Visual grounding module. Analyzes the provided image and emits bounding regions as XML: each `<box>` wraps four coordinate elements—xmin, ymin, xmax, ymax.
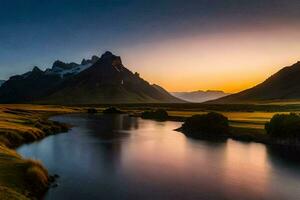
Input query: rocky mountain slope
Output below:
<box><xmin>209</xmin><ymin>61</ymin><xmax>300</xmax><ymax>103</ymax></box>
<box><xmin>0</xmin><ymin>52</ymin><xmax>182</xmax><ymax>104</ymax></box>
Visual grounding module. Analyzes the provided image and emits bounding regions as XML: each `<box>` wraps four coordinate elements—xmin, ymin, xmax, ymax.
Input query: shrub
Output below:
<box><xmin>102</xmin><ymin>107</ymin><xmax>123</xmax><ymax>114</ymax></box>
<box><xmin>87</xmin><ymin>108</ymin><xmax>97</xmax><ymax>114</ymax></box>
<box><xmin>181</xmin><ymin>112</ymin><xmax>229</xmax><ymax>137</ymax></box>
<box><xmin>141</xmin><ymin>109</ymin><xmax>168</xmax><ymax>121</ymax></box>
<box><xmin>25</xmin><ymin>160</ymin><xmax>49</xmax><ymax>192</ymax></box>
<box><xmin>265</xmin><ymin>113</ymin><xmax>300</xmax><ymax>139</ymax></box>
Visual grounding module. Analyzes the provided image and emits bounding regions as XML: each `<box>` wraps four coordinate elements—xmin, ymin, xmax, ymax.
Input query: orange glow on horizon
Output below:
<box><xmin>120</xmin><ymin>24</ymin><xmax>300</xmax><ymax>93</ymax></box>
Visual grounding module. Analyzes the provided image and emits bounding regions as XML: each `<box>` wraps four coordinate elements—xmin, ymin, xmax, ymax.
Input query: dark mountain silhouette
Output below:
<box><xmin>0</xmin><ymin>66</ymin><xmax>62</xmax><ymax>103</ymax></box>
<box><xmin>152</xmin><ymin>84</ymin><xmax>185</xmax><ymax>101</ymax></box>
<box><xmin>52</xmin><ymin>60</ymin><xmax>79</xmax><ymax>70</ymax></box>
<box><xmin>39</xmin><ymin>52</ymin><xmax>183</xmax><ymax>104</ymax></box>
<box><xmin>0</xmin><ymin>80</ymin><xmax>6</xmax><ymax>86</ymax></box>
<box><xmin>0</xmin><ymin>52</ymin><xmax>182</xmax><ymax>104</ymax></box>
<box><xmin>172</xmin><ymin>90</ymin><xmax>230</xmax><ymax>103</ymax></box>
<box><xmin>209</xmin><ymin>61</ymin><xmax>300</xmax><ymax>103</ymax></box>
<box><xmin>45</xmin><ymin>56</ymin><xmax>99</xmax><ymax>78</ymax></box>
<box><xmin>0</xmin><ymin>55</ymin><xmax>99</xmax><ymax>103</ymax></box>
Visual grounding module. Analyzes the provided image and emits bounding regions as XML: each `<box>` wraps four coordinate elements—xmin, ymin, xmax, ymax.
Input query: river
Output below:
<box><xmin>17</xmin><ymin>114</ymin><xmax>300</xmax><ymax>200</ymax></box>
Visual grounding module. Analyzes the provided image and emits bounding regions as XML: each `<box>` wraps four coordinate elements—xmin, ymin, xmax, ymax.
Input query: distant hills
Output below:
<box><xmin>209</xmin><ymin>61</ymin><xmax>300</xmax><ymax>104</ymax></box>
<box><xmin>0</xmin><ymin>51</ymin><xmax>183</xmax><ymax>104</ymax></box>
<box><xmin>172</xmin><ymin>90</ymin><xmax>230</xmax><ymax>103</ymax></box>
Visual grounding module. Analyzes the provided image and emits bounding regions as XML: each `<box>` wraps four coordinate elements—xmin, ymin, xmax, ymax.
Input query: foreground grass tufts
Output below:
<box><xmin>25</xmin><ymin>160</ymin><xmax>49</xmax><ymax>192</ymax></box>
<box><xmin>0</xmin><ymin>105</ymin><xmax>76</xmax><ymax>199</ymax></box>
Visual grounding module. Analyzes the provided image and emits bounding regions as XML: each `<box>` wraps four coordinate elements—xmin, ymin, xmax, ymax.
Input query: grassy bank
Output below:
<box><xmin>109</xmin><ymin>102</ymin><xmax>300</xmax><ymax>129</ymax></box>
<box><xmin>1</xmin><ymin>103</ymin><xmax>298</xmax><ymax>199</ymax></box>
<box><xmin>166</xmin><ymin>110</ymin><xmax>300</xmax><ymax>146</ymax></box>
<box><xmin>0</xmin><ymin>105</ymin><xmax>78</xmax><ymax>200</ymax></box>
<box><xmin>130</xmin><ymin>109</ymin><xmax>279</xmax><ymax>130</ymax></box>
<box><xmin>127</xmin><ymin>107</ymin><xmax>300</xmax><ymax>145</ymax></box>
<box><xmin>167</xmin><ymin>111</ymin><xmax>287</xmax><ymax>145</ymax></box>
<box><xmin>90</xmin><ymin>104</ymin><xmax>300</xmax><ymax>146</ymax></box>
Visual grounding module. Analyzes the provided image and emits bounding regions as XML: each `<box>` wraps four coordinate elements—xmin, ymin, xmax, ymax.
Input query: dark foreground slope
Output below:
<box><xmin>0</xmin><ymin>67</ymin><xmax>62</xmax><ymax>103</ymax></box>
<box><xmin>209</xmin><ymin>61</ymin><xmax>300</xmax><ymax>103</ymax></box>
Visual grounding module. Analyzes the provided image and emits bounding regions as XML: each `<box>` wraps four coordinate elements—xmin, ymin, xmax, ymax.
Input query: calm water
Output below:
<box><xmin>17</xmin><ymin>114</ymin><xmax>300</xmax><ymax>200</ymax></box>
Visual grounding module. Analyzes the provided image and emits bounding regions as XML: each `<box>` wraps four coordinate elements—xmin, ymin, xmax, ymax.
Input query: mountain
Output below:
<box><xmin>0</xmin><ymin>56</ymin><xmax>99</xmax><ymax>103</ymax></box>
<box><xmin>153</xmin><ymin>84</ymin><xmax>183</xmax><ymax>99</ymax></box>
<box><xmin>0</xmin><ymin>66</ymin><xmax>62</xmax><ymax>103</ymax></box>
<box><xmin>40</xmin><ymin>52</ymin><xmax>183</xmax><ymax>104</ymax></box>
<box><xmin>45</xmin><ymin>55</ymin><xmax>99</xmax><ymax>78</ymax></box>
<box><xmin>0</xmin><ymin>80</ymin><xmax>6</xmax><ymax>86</ymax></box>
<box><xmin>172</xmin><ymin>90</ymin><xmax>230</xmax><ymax>103</ymax></box>
<box><xmin>209</xmin><ymin>61</ymin><xmax>300</xmax><ymax>104</ymax></box>
<box><xmin>0</xmin><ymin>51</ymin><xmax>183</xmax><ymax>104</ymax></box>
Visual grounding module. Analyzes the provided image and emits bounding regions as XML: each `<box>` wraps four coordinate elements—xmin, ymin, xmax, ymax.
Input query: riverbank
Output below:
<box><xmin>131</xmin><ymin>110</ymin><xmax>300</xmax><ymax>147</ymax></box>
<box><xmin>2</xmin><ymin>104</ymin><xmax>298</xmax><ymax>199</ymax></box>
<box><xmin>173</xmin><ymin>114</ymin><xmax>300</xmax><ymax>147</ymax></box>
<box><xmin>0</xmin><ymin>105</ymin><xmax>79</xmax><ymax>200</ymax></box>
<box><xmin>14</xmin><ymin>112</ymin><xmax>300</xmax><ymax>200</ymax></box>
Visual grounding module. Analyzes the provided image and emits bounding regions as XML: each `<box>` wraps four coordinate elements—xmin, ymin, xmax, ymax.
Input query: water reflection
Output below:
<box><xmin>267</xmin><ymin>145</ymin><xmax>300</xmax><ymax>165</ymax></box>
<box><xmin>17</xmin><ymin>114</ymin><xmax>300</xmax><ymax>200</ymax></box>
<box><xmin>84</xmin><ymin>114</ymin><xmax>138</xmax><ymax>139</ymax></box>
<box><xmin>221</xmin><ymin>141</ymin><xmax>272</xmax><ymax>199</ymax></box>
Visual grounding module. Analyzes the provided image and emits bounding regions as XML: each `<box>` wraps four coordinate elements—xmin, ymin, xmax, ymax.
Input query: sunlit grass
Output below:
<box><xmin>0</xmin><ymin>186</ymin><xmax>29</xmax><ymax>200</ymax></box>
<box><xmin>0</xmin><ymin>103</ymin><xmax>296</xmax><ymax>199</ymax></box>
<box><xmin>168</xmin><ymin>110</ymin><xmax>290</xmax><ymax>131</ymax></box>
<box><xmin>0</xmin><ymin>104</ymin><xmax>78</xmax><ymax>199</ymax></box>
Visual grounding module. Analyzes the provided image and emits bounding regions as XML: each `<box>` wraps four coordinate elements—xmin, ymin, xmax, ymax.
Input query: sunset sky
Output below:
<box><xmin>1</xmin><ymin>0</ymin><xmax>300</xmax><ymax>93</ymax></box>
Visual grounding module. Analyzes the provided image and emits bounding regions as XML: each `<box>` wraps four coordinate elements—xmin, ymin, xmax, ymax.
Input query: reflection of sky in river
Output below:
<box><xmin>18</xmin><ymin>114</ymin><xmax>300</xmax><ymax>200</ymax></box>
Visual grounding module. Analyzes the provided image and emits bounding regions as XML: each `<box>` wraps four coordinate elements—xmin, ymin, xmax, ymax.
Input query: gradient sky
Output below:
<box><xmin>1</xmin><ymin>0</ymin><xmax>300</xmax><ymax>92</ymax></box>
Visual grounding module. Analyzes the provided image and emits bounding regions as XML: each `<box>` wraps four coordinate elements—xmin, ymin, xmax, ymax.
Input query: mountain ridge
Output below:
<box><xmin>0</xmin><ymin>51</ymin><xmax>183</xmax><ymax>104</ymax></box>
<box><xmin>208</xmin><ymin>61</ymin><xmax>300</xmax><ymax>104</ymax></box>
<box><xmin>172</xmin><ymin>90</ymin><xmax>230</xmax><ymax>103</ymax></box>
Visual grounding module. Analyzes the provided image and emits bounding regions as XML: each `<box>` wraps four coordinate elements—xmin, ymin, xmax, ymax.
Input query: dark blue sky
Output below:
<box><xmin>1</xmin><ymin>0</ymin><xmax>300</xmax><ymax>87</ymax></box>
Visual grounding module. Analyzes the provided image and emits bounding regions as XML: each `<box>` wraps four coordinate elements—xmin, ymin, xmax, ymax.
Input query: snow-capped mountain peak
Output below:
<box><xmin>45</xmin><ymin>63</ymin><xmax>93</xmax><ymax>78</ymax></box>
<box><xmin>44</xmin><ymin>55</ymin><xmax>99</xmax><ymax>78</ymax></box>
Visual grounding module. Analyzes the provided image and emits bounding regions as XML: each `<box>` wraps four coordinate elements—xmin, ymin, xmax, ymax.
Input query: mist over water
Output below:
<box><xmin>17</xmin><ymin>114</ymin><xmax>300</xmax><ymax>200</ymax></box>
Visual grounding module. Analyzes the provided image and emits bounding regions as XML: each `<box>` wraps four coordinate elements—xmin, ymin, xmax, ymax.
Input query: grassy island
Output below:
<box><xmin>175</xmin><ymin>110</ymin><xmax>300</xmax><ymax>146</ymax></box>
<box><xmin>102</xmin><ymin>107</ymin><xmax>124</xmax><ymax>114</ymax></box>
<box><xmin>179</xmin><ymin>112</ymin><xmax>229</xmax><ymax>140</ymax></box>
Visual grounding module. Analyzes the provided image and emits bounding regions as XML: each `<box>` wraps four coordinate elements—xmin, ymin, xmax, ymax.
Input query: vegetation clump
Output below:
<box><xmin>265</xmin><ymin>113</ymin><xmax>300</xmax><ymax>140</ymax></box>
<box><xmin>180</xmin><ymin>112</ymin><xmax>229</xmax><ymax>139</ymax></box>
<box><xmin>25</xmin><ymin>160</ymin><xmax>49</xmax><ymax>194</ymax></box>
<box><xmin>103</xmin><ymin>107</ymin><xmax>123</xmax><ymax>114</ymax></box>
<box><xmin>141</xmin><ymin>109</ymin><xmax>169</xmax><ymax>121</ymax></box>
<box><xmin>87</xmin><ymin>108</ymin><xmax>97</xmax><ymax>114</ymax></box>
